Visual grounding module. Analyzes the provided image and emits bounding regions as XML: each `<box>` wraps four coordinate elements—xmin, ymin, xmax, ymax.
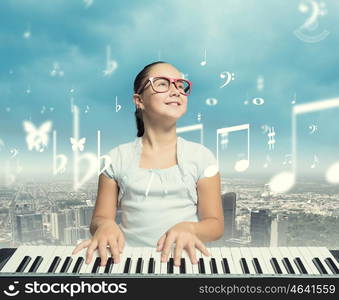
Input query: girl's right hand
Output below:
<box><xmin>72</xmin><ymin>220</ymin><xmax>125</xmax><ymax>266</ymax></box>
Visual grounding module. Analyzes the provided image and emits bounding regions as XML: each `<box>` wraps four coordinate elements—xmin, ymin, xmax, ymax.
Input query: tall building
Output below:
<box><xmin>64</xmin><ymin>226</ymin><xmax>89</xmax><ymax>245</ymax></box>
<box><xmin>16</xmin><ymin>213</ymin><xmax>43</xmax><ymax>243</ymax></box>
<box><xmin>74</xmin><ymin>206</ymin><xmax>93</xmax><ymax>227</ymax></box>
<box><xmin>222</xmin><ymin>192</ymin><xmax>236</xmax><ymax>240</ymax></box>
<box><xmin>50</xmin><ymin>210</ymin><xmax>73</xmax><ymax>242</ymax></box>
<box><xmin>250</xmin><ymin>209</ymin><xmax>271</xmax><ymax>246</ymax></box>
<box><xmin>270</xmin><ymin>214</ymin><xmax>288</xmax><ymax>246</ymax></box>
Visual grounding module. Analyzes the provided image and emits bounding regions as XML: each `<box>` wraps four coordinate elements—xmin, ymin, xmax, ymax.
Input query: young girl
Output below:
<box><xmin>73</xmin><ymin>61</ymin><xmax>224</xmax><ymax>268</ymax></box>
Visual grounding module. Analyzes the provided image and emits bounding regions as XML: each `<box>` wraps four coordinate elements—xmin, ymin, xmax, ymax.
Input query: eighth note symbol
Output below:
<box><xmin>310</xmin><ymin>154</ymin><xmax>319</xmax><ymax>169</ymax></box>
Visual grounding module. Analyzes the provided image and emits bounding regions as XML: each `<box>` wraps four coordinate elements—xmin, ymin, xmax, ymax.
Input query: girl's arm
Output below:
<box><xmin>193</xmin><ymin>172</ymin><xmax>224</xmax><ymax>241</ymax></box>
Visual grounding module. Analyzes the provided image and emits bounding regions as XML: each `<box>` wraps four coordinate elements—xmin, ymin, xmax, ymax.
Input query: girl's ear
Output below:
<box><xmin>133</xmin><ymin>93</ymin><xmax>144</xmax><ymax>108</ymax></box>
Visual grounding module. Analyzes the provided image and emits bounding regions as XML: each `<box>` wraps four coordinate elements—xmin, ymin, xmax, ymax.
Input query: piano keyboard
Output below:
<box><xmin>0</xmin><ymin>246</ymin><xmax>338</xmax><ymax>277</ymax></box>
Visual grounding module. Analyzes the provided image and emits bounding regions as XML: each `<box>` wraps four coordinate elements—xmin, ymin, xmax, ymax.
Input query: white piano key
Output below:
<box><xmin>229</xmin><ymin>248</ymin><xmax>244</xmax><ymax>274</ymax></box>
<box><xmin>171</xmin><ymin>248</ymin><xmax>180</xmax><ymax>275</ymax></box>
<box><xmin>67</xmin><ymin>247</ymin><xmax>87</xmax><ymax>274</ymax></box>
<box><xmin>259</xmin><ymin>247</ymin><xmax>277</xmax><ymax>274</ymax></box>
<box><xmin>297</xmin><ymin>247</ymin><xmax>321</xmax><ymax>275</ymax></box>
<box><xmin>130</xmin><ymin>247</ymin><xmax>142</xmax><ymax>274</ymax></box>
<box><xmin>268</xmin><ymin>247</ymin><xmax>288</xmax><ymax>275</ymax></box>
<box><xmin>37</xmin><ymin>246</ymin><xmax>60</xmax><ymax>273</ymax></box>
<box><xmin>47</xmin><ymin>246</ymin><xmax>68</xmax><ymax>273</ymax></box>
<box><xmin>239</xmin><ymin>247</ymin><xmax>256</xmax><ymax>274</ymax></box>
<box><xmin>23</xmin><ymin>246</ymin><xmax>47</xmax><ymax>273</ymax></box>
<box><xmin>181</xmin><ymin>249</ymin><xmax>193</xmax><ymax>274</ymax></box>
<box><xmin>279</xmin><ymin>247</ymin><xmax>301</xmax><ymax>275</ymax></box>
<box><xmin>151</xmin><ymin>248</ymin><xmax>161</xmax><ymax>274</ymax></box>
<box><xmin>55</xmin><ymin>246</ymin><xmax>76</xmax><ymax>273</ymax></box>
<box><xmin>191</xmin><ymin>248</ymin><xmax>200</xmax><ymax>274</ymax></box>
<box><xmin>210</xmin><ymin>247</ymin><xmax>223</xmax><ymax>274</ymax></box>
<box><xmin>141</xmin><ymin>247</ymin><xmax>152</xmax><ymax>274</ymax></box>
<box><xmin>160</xmin><ymin>249</ymin><xmax>168</xmax><ymax>274</ymax></box>
<box><xmin>80</xmin><ymin>250</ymin><xmax>98</xmax><ymax>273</ymax></box>
<box><xmin>288</xmin><ymin>247</ymin><xmax>314</xmax><ymax>275</ymax></box>
<box><xmin>220</xmin><ymin>247</ymin><xmax>238</xmax><ymax>274</ymax></box>
<box><xmin>201</xmin><ymin>249</ymin><xmax>211</xmax><ymax>275</ymax></box>
<box><xmin>98</xmin><ymin>248</ymin><xmax>112</xmax><ymax>274</ymax></box>
<box><xmin>249</xmin><ymin>247</ymin><xmax>271</xmax><ymax>274</ymax></box>
<box><xmin>318</xmin><ymin>247</ymin><xmax>339</xmax><ymax>273</ymax></box>
<box><xmin>308</xmin><ymin>247</ymin><xmax>332</xmax><ymax>275</ymax></box>
<box><xmin>1</xmin><ymin>245</ymin><xmax>31</xmax><ymax>273</ymax></box>
<box><xmin>115</xmin><ymin>246</ymin><xmax>132</xmax><ymax>274</ymax></box>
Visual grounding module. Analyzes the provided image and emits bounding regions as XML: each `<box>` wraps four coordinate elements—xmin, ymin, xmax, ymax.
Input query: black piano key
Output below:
<box><xmin>60</xmin><ymin>257</ymin><xmax>72</xmax><ymax>273</ymax></box>
<box><xmin>324</xmin><ymin>257</ymin><xmax>339</xmax><ymax>274</ymax></box>
<box><xmin>72</xmin><ymin>257</ymin><xmax>84</xmax><ymax>273</ymax></box>
<box><xmin>294</xmin><ymin>257</ymin><xmax>308</xmax><ymax>274</ymax></box>
<box><xmin>136</xmin><ymin>258</ymin><xmax>143</xmax><ymax>273</ymax></box>
<box><xmin>198</xmin><ymin>258</ymin><xmax>205</xmax><ymax>274</ymax></box>
<box><xmin>28</xmin><ymin>256</ymin><xmax>43</xmax><ymax>272</ymax></box>
<box><xmin>240</xmin><ymin>258</ymin><xmax>250</xmax><ymax>274</ymax></box>
<box><xmin>167</xmin><ymin>258</ymin><xmax>174</xmax><ymax>274</ymax></box>
<box><xmin>252</xmin><ymin>258</ymin><xmax>263</xmax><ymax>274</ymax></box>
<box><xmin>180</xmin><ymin>258</ymin><xmax>186</xmax><ymax>274</ymax></box>
<box><xmin>148</xmin><ymin>258</ymin><xmax>155</xmax><ymax>274</ymax></box>
<box><xmin>282</xmin><ymin>257</ymin><xmax>295</xmax><ymax>274</ymax></box>
<box><xmin>16</xmin><ymin>256</ymin><xmax>32</xmax><ymax>272</ymax></box>
<box><xmin>91</xmin><ymin>257</ymin><xmax>101</xmax><ymax>273</ymax></box>
<box><xmin>312</xmin><ymin>257</ymin><xmax>328</xmax><ymax>274</ymax></box>
<box><xmin>123</xmin><ymin>258</ymin><xmax>131</xmax><ymax>274</ymax></box>
<box><xmin>104</xmin><ymin>257</ymin><xmax>114</xmax><ymax>273</ymax></box>
<box><xmin>222</xmin><ymin>258</ymin><xmax>230</xmax><ymax>274</ymax></box>
<box><xmin>210</xmin><ymin>258</ymin><xmax>218</xmax><ymax>274</ymax></box>
<box><xmin>47</xmin><ymin>257</ymin><xmax>61</xmax><ymax>273</ymax></box>
<box><xmin>270</xmin><ymin>257</ymin><xmax>282</xmax><ymax>274</ymax></box>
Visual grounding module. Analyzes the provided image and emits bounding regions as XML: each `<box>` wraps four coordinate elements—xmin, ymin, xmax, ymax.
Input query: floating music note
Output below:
<box><xmin>23</xmin><ymin>120</ymin><xmax>52</xmax><ymax>152</ymax></box>
<box><xmin>115</xmin><ymin>96</ymin><xmax>121</xmax><ymax>112</ymax></box>
<box><xmin>252</xmin><ymin>97</ymin><xmax>265</xmax><ymax>106</ymax></box>
<box><xmin>5</xmin><ymin>107</ymin><xmax>11</xmax><ymax>112</ymax></box>
<box><xmin>292</xmin><ymin>93</ymin><xmax>297</xmax><ymax>105</ymax></box>
<box><xmin>197</xmin><ymin>112</ymin><xmax>202</xmax><ymax>122</ymax></box>
<box><xmin>72</xmin><ymin>105</ymin><xmax>97</xmax><ymax>190</ymax></box>
<box><xmin>10</xmin><ymin>149</ymin><xmax>19</xmax><ymax>159</ymax></box>
<box><xmin>216</xmin><ymin>124</ymin><xmax>250</xmax><ymax>172</ymax></box>
<box><xmin>103</xmin><ymin>45</ymin><xmax>118</xmax><ymax>76</ymax></box>
<box><xmin>219</xmin><ymin>71</ymin><xmax>235</xmax><ymax>88</ymax></box>
<box><xmin>205</xmin><ymin>98</ymin><xmax>218</xmax><ymax>106</ymax></box>
<box><xmin>50</xmin><ymin>62</ymin><xmax>64</xmax><ymax>77</ymax></box>
<box><xmin>282</xmin><ymin>154</ymin><xmax>292</xmax><ymax>166</ymax></box>
<box><xmin>177</xmin><ymin>124</ymin><xmax>204</xmax><ymax>145</ymax></box>
<box><xmin>40</xmin><ymin>106</ymin><xmax>46</xmax><ymax>114</ymax></box>
<box><xmin>97</xmin><ymin>130</ymin><xmax>112</xmax><ymax>176</ymax></box>
<box><xmin>26</xmin><ymin>86</ymin><xmax>31</xmax><ymax>94</ymax></box>
<box><xmin>263</xmin><ymin>155</ymin><xmax>271</xmax><ymax>168</ymax></box>
<box><xmin>310</xmin><ymin>154</ymin><xmax>319</xmax><ymax>169</ymax></box>
<box><xmin>220</xmin><ymin>132</ymin><xmax>228</xmax><ymax>150</ymax></box>
<box><xmin>53</xmin><ymin>131</ymin><xmax>68</xmax><ymax>175</ymax></box>
<box><xmin>268</xmin><ymin>97</ymin><xmax>339</xmax><ymax>193</ymax></box>
<box><xmin>84</xmin><ymin>105</ymin><xmax>90</xmax><ymax>114</ymax></box>
<box><xmin>293</xmin><ymin>0</ymin><xmax>329</xmax><ymax>43</ymax></box>
<box><xmin>308</xmin><ymin>124</ymin><xmax>318</xmax><ymax>134</ymax></box>
<box><xmin>257</xmin><ymin>75</ymin><xmax>264</xmax><ymax>91</ymax></box>
<box><xmin>200</xmin><ymin>48</ymin><xmax>207</xmax><ymax>66</ymax></box>
<box><xmin>23</xmin><ymin>24</ymin><xmax>31</xmax><ymax>39</ymax></box>
<box><xmin>267</xmin><ymin>126</ymin><xmax>276</xmax><ymax>150</ymax></box>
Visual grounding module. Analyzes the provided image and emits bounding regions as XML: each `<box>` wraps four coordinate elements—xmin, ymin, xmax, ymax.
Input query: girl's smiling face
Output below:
<box><xmin>135</xmin><ymin>63</ymin><xmax>188</xmax><ymax>122</ymax></box>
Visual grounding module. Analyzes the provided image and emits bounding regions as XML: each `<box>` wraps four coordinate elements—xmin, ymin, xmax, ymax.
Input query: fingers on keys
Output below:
<box><xmin>72</xmin><ymin>239</ymin><xmax>91</xmax><ymax>255</ymax></box>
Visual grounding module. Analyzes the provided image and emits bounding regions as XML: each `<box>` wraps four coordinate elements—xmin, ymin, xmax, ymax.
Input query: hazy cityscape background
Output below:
<box><xmin>0</xmin><ymin>175</ymin><xmax>338</xmax><ymax>250</ymax></box>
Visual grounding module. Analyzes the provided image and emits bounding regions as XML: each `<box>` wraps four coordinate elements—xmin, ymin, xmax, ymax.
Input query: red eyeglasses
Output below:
<box><xmin>137</xmin><ymin>76</ymin><xmax>192</xmax><ymax>96</ymax></box>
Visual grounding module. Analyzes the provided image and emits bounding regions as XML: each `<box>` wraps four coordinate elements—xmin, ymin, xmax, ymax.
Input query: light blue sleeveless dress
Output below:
<box><xmin>102</xmin><ymin>136</ymin><xmax>218</xmax><ymax>247</ymax></box>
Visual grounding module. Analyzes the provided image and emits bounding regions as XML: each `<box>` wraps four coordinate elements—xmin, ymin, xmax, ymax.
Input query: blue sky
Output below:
<box><xmin>0</xmin><ymin>0</ymin><xmax>339</xmax><ymax>183</ymax></box>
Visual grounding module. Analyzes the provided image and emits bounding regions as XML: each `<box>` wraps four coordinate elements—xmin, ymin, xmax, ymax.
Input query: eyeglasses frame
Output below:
<box><xmin>136</xmin><ymin>76</ymin><xmax>192</xmax><ymax>96</ymax></box>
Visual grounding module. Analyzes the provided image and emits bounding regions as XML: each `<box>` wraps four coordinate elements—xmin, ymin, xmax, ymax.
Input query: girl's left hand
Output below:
<box><xmin>156</xmin><ymin>222</ymin><xmax>210</xmax><ymax>266</ymax></box>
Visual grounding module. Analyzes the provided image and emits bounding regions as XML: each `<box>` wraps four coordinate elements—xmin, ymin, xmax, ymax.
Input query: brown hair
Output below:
<box><xmin>133</xmin><ymin>61</ymin><xmax>167</xmax><ymax>137</ymax></box>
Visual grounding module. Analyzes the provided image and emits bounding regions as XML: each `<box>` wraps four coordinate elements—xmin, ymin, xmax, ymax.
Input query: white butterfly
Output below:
<box><xmin>70</xmin><ymin>137</ymin><xmax>86</xmax><ymax>152</ymax></box>
<box><xmin>23</xmin><ymin>121</ymin><xmax>52</xmax><ymax>151</ymax></box>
